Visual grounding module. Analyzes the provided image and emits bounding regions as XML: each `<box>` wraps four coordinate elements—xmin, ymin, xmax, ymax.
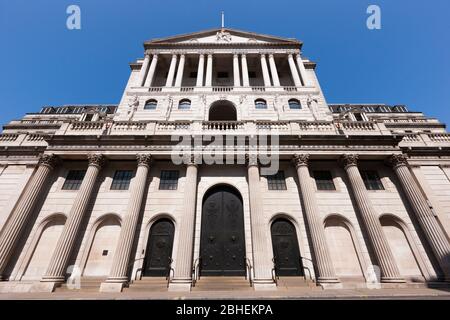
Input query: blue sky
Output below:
<box><xmin>0</xmin><ymin>0</ymin><xmax>449</xmax><ymax>126</ymax></box>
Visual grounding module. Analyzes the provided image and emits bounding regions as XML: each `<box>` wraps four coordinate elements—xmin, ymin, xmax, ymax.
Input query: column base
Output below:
<box><xmin>317</xmin><ymin>276</ymin><xmax>340</xmax><ymax>284</ymax></box>
<box><xmin>168</xmin><ymin>280</ymin><xmax>192</xmax><ymax>292</ymax></box>
<box><xmin>30</xmin><ymin>281</ymin><xmax>60</xmax><ymax>293</ymax></box>
<box><xmin>99</xmin><ymin>282</ymin><xmax>125</xmax><ymax>293</ymax></box>
<box><xmin>253</xmin><ymin>279</ymin><xmax>276</xmax><ymax>291</ymax></box>
<box><xmin>381</xmin><ymin>276</ymin><xmax>406</xmax><ymax>283</ymax></box>
<box><xmin>40</xmin><ymin>275</ymin><xmax>65</xmax><ymax>283</ymax></box>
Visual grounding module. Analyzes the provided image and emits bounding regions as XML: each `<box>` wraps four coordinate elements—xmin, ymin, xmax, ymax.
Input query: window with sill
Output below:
<box><xmin>313</xmin><ymin>171</ymin><xmax>336</xmax><ymax>190</ymax></box>
<box><xmin>360</xmin><ymin>170</ymin><xmax>384</xmax><ymax>190</ymax></box>
<box><xmin>288</xmin><ymin>99</ymin><xmax>301</xmax><ymax>110</ymax></box>
<box><xmin>266</xmin><ymin>171</ymin><xmax>287</xmax><ymax>190</ymax></box>
<box><xmin>144</xmin><ymin>99</ymin><xmax>158</xmax><ymax>110</ymax></box>
<box><xmin>159</xmin><ymin>170</ymin><xmax>179</xmax><ymax>190</ymax></box>
<box><xmin>62</xmin><ymin>170</ymin><xmax>86</xmax><ymax>190</ymax></box>
<box><xmin>111</xmin><ymin>170</ymin><xmax>134</xmax><ymax>190</ymax></box>
<box><xmin>255</xmin><ymin>99</ymin><xmax>267</xmax><ymax>109</ymax></box>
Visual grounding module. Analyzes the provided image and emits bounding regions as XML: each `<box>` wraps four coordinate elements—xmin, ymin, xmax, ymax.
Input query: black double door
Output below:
<box><xmin>143</xmin><ymin>219</ymin><xmax>174</xmax><ymax>277</ymax></box>
<box><xmin>200</xmin><ymin>186</ymin><xmax>246</xmax><ymax>276</ymax></box>
<box><xmin>271</xmin><ymin>219</ymin><xmax>303</xmax><ymax>276</ymax></box>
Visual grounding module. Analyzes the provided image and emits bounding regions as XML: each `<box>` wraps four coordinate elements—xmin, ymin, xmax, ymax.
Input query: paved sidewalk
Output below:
<box><xmin>1</xmin><ymin>287</ymin><xmax>449</xmax><ymax>300</ymax></box>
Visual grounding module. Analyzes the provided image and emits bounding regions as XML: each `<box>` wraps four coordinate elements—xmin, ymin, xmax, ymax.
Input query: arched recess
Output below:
<box><xmin>208</xmin><ymin>100</ymin><xmax>237</xmax><ymax>121</ymax></box>
<box><xmin>380</xmin><ymin>214</ymin><xmax>427</xmax><ymax>281</ymax></box>
<box><xmin>22</xmin><ymin>214</ymin><xmax>66</xmax><ymax>280</ymax></box>
<box><xmin>82</xmin><ymin>214</ymin><xmax>122</xmax><ymax>277</ymax></box>
<box><xmin>324</xmin><ymin>214</ymin><xmax>366</xmax><ymax>280</ymax></box>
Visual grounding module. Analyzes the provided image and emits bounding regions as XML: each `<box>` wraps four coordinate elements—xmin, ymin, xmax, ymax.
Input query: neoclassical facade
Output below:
<box><xmin>0</xmin><ymin>28</ymin><xmax>449</xmax><ymax>293</ymax></box>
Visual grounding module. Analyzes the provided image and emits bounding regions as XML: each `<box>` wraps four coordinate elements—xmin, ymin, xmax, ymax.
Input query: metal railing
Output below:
<box><xmin>191</xmin><ymin>257</ymin><xmax>202</xmax><ymax>287</ymax></box>
<box><xmin>300</xmin><ymin>256</ymin><xmax>315</xmax><ymax>284</ymax></box>
<box><xmin>245</xmin><ymin>257</ymin><xmax>253</xmax><ymax>287</ymax></box>
<box><xmin>132</xmin><ymin>257</ymin><xmax>146</xmax><ymax>281</ymax></box>
<box><xmin>271</xmin><ymin>258</ymin><xmax>279</xmax><ymax>286</ymax></box>
<box><xmin>166</xmin><ymin>257</ymin><xmax>175</xmax><ymax>288</ymax></box>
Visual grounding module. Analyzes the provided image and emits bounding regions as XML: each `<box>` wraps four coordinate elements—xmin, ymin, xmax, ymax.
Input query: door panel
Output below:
<box><xmin>271</xmin><ymin>219</ymin><xmax>303</xmax><ymax>276</ymax></box>
<box><xmin>200</xmin><ymin>186</ymin><xmax>245</xmax><ymax>276</ymax></box>
<box><xmin>143</xmin><ymin>219</ymin><xmax>174</xmax><ymax>277</ymax></box>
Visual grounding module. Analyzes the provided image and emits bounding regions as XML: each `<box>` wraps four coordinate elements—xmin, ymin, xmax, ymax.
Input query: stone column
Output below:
<box><xmin>169</xmin><ymin>156</ymin><xmax>199</xmax><ymax>291</ymax></box>
<box><xmin>293</xmin><ymin>154</ymin><xmax>339</xmax><ymax>284</ymax></box>
<box><xmin>138</xmin><ymin>54</ymin><xmax>151</xmax><ymax>87</ymax></box>
<box><xmin>340</xmin><ymin>154</ymin><xmax>404</xmax><ymax>282</ymax></box>
<box><xmin>268</xmin><ymin>54</ymin><xmax>280</xmax><ymax>87</ymax></box>
<box><xmin>288</xmin><ymin>54</ymin><xmax>302</xmax><ymax>87</ymax></box>
<box><xmin>233</xmin><ymin>54</ymin><xmax>241</xmax><ymax>87</ymax></box>
<box><xmin>389</xmin><ymin>154</ymin><xmax>450</xmax><ymax>280</ymax></box>
<box><xmin>247</xmin><ymin>155</ymin><xmax>276</xmax><ymax>290</ymax></box>
<box><xmin>40</xmin><ymin>154</ymin><xmax>105</xmax><ymax>288</ymax></box>
<box><xmin>295</xmin><ymin>54</ymin><xmax>311</xmax><ymax>87</ymax></box>
<box><xmin>196</xmin><ymin>54</ymin><xmax>205</xmax><ymax>87</ymax></box>
<box><xmin>143</xmin><ymin>54</ymin><xmax>158</xmax><ymax>87</ymax></box>
<box><xmin>260</xmin><ymin>54</ymin><xmax>271</xmax><ymax>87</ymax></box>
<box><xmin>174</xmin><ymin>54</ymin><xmax>185</xmax><ymax>87</ymax></box>
<box><xmin>165</xmin><ymin>54</ymin><xmax>178</xmax><ymax>87</ymax></box>
<box><xmin>205</xmin><ymin>54</ymin><xmax>213</xmax><ymax>87</ymax></box>
<box><xmin>241</xmin><ymin>54</ymin><xmax>250</xmax><ymax>87</ymax></box>
<box><xmin>100</xmin><ymin>154</ymin><xmax>152</xmax><ymax>292</ymax></box>
<box><xmin>0</xmin><ymin>154</ymin><xmax>59</xmax><ymax>279</ymax></box>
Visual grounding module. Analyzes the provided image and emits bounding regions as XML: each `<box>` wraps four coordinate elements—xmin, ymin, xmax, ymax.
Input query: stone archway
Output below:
<box><xmin>208</xmin><ymin>100</ymin><xmax>237</xmax><ymax>121</ymax></box>
<box><xmin>271</xmin><ymin>218</ymin><xmax>303</xmax><ymax>276</ymax></box>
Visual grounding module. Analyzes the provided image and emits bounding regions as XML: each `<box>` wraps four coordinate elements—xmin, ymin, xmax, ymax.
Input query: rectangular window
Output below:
<box><xmin>313</xmin><ymin>171</ymin><xmax>336</xmax><ymax>191</ymax></box>
<box><xmin>111</xmin><ymin>170</ymin><xmax>134</xmax><ymax>190</ymax></box>
<box><xmin>266</xmin><ymin>171</ymin><xmax>287</xmax><ymax>190</ymax></box>
<box><xmin>62</xmin><ymin>170</ymin><xmax>86</xmax><ymax>190</ymax></box>
<box><xmin>361</xmin><ymin>170</ymin><xmax>384</xmax><ymax>190</ymax></box>
<box><xmin>159</xmin><ymin>170</ymin><xmax>179</xmax><ymax>190</ymax></box>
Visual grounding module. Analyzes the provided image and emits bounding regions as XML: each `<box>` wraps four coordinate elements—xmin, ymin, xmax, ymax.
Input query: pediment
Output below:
<box><xmin>145</xmin><ymin>28</ymin><xmax>300</xmax><ymax>45</ymax></box>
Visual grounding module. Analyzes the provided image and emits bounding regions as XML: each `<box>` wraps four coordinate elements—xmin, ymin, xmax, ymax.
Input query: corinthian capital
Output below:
<box><xmin>340</xmin><ymin>154</ymin><xmax>359</xmax><ymax>169</ymax></box>
<box><xmin>387</xmin><ymin>154</ymin><xmax>409</xmax><ymax>169</ymax></box>
<box><xmin>292</xmin><ymin>154</ymin><xmax>309</xmax><ymax>168</ymax></box>
<box><xmin>137</xmin><ymin>154</ymin><xmax>152</xmax><ymax>167</ymax></box>
<box><xmin>246</xmin><ymin>153</ymin><xmax>259</xmax><ymax>167</ymax></box>
<box><xmin>38</xmin><ymin>154</ymin><xmax>59</xmax><ymax>169</ymax></box>
<box><xmin>87</xmin><ymin>154</ymin><xmax>106</xmax><ymax>168</ymax></box>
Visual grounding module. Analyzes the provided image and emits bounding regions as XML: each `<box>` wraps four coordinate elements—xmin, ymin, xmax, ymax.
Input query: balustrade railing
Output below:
<box><xmin>428</xmin><ymin>133</ymin><xmax>450</xmax><ymax>142</ymax></box>
<box><xmin>202</xmin><ymin>121</ymin><xmax>244</xmax><ymax>131</ymax></box>
<box><xmin>0</xmin><ymin>133</ymin><xmax>19</xmax><ymax>142</ymax></box>
<box><xmin>70</xmin><ymin>121</ymin><xmax>105</xmax><ymax>131</ymax></box>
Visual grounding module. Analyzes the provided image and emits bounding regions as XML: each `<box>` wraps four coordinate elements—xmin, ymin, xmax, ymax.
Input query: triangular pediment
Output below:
<box><xmin>145</xmin><ymin>28</ymin><xmax>300</xmax><ymax>45</ymax></box>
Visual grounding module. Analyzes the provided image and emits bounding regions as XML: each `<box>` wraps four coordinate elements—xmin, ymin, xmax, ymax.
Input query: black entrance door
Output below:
<box><xmin>143</xmin><ymin>219</ymin><xmax>174</xmax><ymax>277</ymax></box>
<box><xmin>271</xmin><ymin>219</ymin><xmax>303</xmax><ymax>276</ymax></box>
<box><xmin>200</xmin><ymin>185</ymin><xmax>246</xmax><ymax>276</ymax></box>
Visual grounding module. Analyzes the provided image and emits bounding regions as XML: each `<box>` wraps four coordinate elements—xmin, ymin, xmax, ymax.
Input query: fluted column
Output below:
<box><xmin>295</xmin><ymin>54</ymin><xmax>311</xmax><ymax>87</ymax></box>
<box><xmin>340</xmin><ymin>154</ymin><xmax>404</xmax><ymax>282</ymax></box>
<box><xmin>138</xmin><ymin>54</ymin><xmax>151</xmax><ymax>87</ymax></box>
<box><xmin>389</xmin><ymin>154</ymin><xmax>450</xmax><ymax>280</ymax></box>
<box><xmin>165</xmin><ymin>54</ymin><xmax>178</xmax><ymax>87</ymax></box>
<box><xmin>247</xmin><ymin>155</ymin><xmax>275</xmax><ymax>289</ymax></box>
<box><xmin>288</xmin><ymin>54</ymin><xmax>302</xmax><ymax>87</ymax></box>
<box><xmin>241</xmin><ymin>54</ymin><xmax>250</xmax><ymax>87</ymax></box>
<box><xmin>260</xmin><ymin>54</ymin><xmax>271</xmax><ymax>87</ymax></box>
<box><xmin>268</xmin><ymin>54</ymin><xmax>280</xmax><ymax>87</ymax></box>
<box><xmin>174</xmin><ymin>54</ymin><xmax>185</xmax><ymax>87</ymax></box>
<box><xmin>0</xmin><ymin>154</ymin><xmax>59</xmax><ymax>278</ymax></box>
<box><xmin>233</xmin><ymin>54</ymin><xmax>241</xmax><ymax>87</ymax></box>
<box><xmin>205</xmin><ymin>54</ymin><xmax>213</xmax><ymax>87</ymax></box>
<box><xmin>196</xmin><ymin>54</ymin><xmax>205</xmax><ymax>87</ymax></box>
<box><xmin>170</xmin><ymin>156</ymin><xmax>199</xmax><ymax>291</ymax></box>
<box><xmin>41</xmin><ymin>154</ymin><xmax>105</xmax><ymax>283</ymax></box>
<box><xmin>143</xmin><ymin>54</ymin><xmax>158</xmax><ymax>87</ymax></box>
<box><xmin>104</xmin><ymin>154</ymin><xmax>152</xmax><ymax>289</ymax></box>
<box><xmin>293</xmin><ymin>154</ymin><xmax>339</xmax><ymax>283</ymax></box>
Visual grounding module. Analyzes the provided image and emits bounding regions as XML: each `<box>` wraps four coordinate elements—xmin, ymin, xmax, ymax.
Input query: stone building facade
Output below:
<box><xmin>0</xmin><ymin>28</ymin><xmax>449</xmax><ymax>293</ymax></box>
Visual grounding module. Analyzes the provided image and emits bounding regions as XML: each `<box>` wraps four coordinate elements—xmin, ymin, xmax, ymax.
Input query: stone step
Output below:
<box><xmin>275</xmin><ymin>276</ymin><xmax>319</xmax><ymax>289</ymax></box>
<box><xmin>54</xmin><ymin>277</ymin><xmax>105</xmax><ymax>292</ymax></box>
<box><xmin>192</xmin><ymin>276</ymin><xmax>252</xmax><ymax>291</ymax></box>
<box><xmin>125</xmin><ymin>277</ymin><xmax>169</xmax><ymax>292</ymax></box>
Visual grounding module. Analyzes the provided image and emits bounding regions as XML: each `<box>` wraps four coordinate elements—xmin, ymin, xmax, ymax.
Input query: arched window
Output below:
<box><xmin>288</xmin><ymin>99</ymin><xmax>301</xmax><ymax>110</ymax></box>
<box><xmin>255</xmin><ymin>99</ymin><xmax>267</xmax><ymax>109</ymax></box>
<box><xmin>178</xmin><ymin>99</ymin><xmax>191</xmax><ymax>110</ymax></box>
<box><xmin>144</xmin><ymin>99</ymin><xmax>158</xmax><ymax>110</ymax></box>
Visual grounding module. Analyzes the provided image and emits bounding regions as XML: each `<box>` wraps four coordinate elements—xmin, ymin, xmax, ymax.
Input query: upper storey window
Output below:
<box><xmin>255</xmin><ymin>99</ymin><xmax>267</xmax><ymax>109</ymax></box>
<box><xmin>144</xmin><ymin>99</ymin><xmax>157</xmax><ymax>110</ymax></box>
<box><xmin>288</xmin><ymin>99</ymin><xmax>301</xmax><ymax>110</ymax></box>
<box><xmin>178</xmin><ymin>99</ymin><xmax>191</xmax><ymax>110</ymax></box>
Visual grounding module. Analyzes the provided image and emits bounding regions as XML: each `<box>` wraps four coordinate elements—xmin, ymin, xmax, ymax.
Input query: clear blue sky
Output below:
<box><xmin>0</xmin><ymin>0</ymin><xmax>449</xmax><ymax>126</ymax></box>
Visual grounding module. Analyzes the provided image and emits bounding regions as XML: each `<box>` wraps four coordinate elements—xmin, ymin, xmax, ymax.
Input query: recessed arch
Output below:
<box><xmin>144</xmin><ymin>99</ymin><xmax>158</xmax><ymax>110</ymax></box>
<box><xmin>208</xmin><ymin>100</ymin><xmax>237</xmax><ymax>121</ymax></box>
